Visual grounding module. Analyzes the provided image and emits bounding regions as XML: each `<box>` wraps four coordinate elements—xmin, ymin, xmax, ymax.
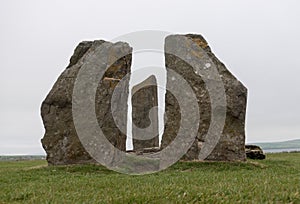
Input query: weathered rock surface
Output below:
<box><xmin>162</xmin><ymin>34</ymin><xmax>247</xmax><ymax>161</ymax></box>
<box><xmin>245</xmin><ymin>145</ymin><xmax>266</xmax><ymax>160</ymax></box>
<box><xmin>41</xmin><ymin>40</ymin><xmax>132</xmax><ymax>165</ymax></box>
<box><xmin>132</xmin><ymin>75</ymin><xmax>159</xmax><ymax>151</ymax></box>
<box><xmin>41</xmin><ymin>34</ymin><xmax>248</xmax><ymax>165</ymax></box>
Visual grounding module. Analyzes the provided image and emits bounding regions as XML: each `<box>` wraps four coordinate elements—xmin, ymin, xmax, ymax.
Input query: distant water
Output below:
<box><xmin>263</xmin><ymin>148</ymin><xmax>300</xmax><ymax>153</ymax></box>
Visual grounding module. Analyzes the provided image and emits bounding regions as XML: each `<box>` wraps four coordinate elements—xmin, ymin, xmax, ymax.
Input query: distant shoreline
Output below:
<box><xmin>263</xmin><ymin>148</ymin><xmax>300</xmax><ymax>153</ymax></box>
<box><xmin>0</xmin><ymin>155</ymin><xmax>45</xmax><ymax>161</ymax></box>
<box><xmin>248</xmin><ymin>139</ymin><xmax>300</xmax><ymax>152</ymax></box>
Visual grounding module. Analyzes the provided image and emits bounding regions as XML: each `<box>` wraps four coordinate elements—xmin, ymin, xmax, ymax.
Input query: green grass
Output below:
<box><xmin>0</xmin><ymin>153</ymin><xmax>299</xmax><ymax>203</ymax></box>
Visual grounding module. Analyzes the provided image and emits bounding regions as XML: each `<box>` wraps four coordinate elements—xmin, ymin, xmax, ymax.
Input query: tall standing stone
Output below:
<box><xmin>161</xmin><ymin>34</ymin><xmax>247</xmax><ymax>161</ymax></box>
<box><xmin>132</xmin><ymin>75</ymin><xmax>159</xmax><ymax>151</ymax></box>
<box><xmin>41</xmin><ymin>40</ymin><xmax>132</xmax><ymax>165</ymax></box>
<box><xmin>41</xmin><ymin>34</ymin><xmax>248</xmax><ymax>166</ymax></box>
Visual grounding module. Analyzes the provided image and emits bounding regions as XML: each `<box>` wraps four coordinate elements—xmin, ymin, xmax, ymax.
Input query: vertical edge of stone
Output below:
<box><xmin>41</xmin><ymin>40</ymin><xmax>132</xmax><ymax>165</ymax></box>
<box><xmin>97</xmin><ymin>42</ymin><xmax>132</xmax><ymax>153</ymax></box>
<box><xmin>132</xmin><ymin>75</ymin><xmax>159</xmax><ymax>151</ymax></box>
<box><xmin>162</xmin><ymin>34</ymin><xmax>247</xmax><ymax>161</ymax></box>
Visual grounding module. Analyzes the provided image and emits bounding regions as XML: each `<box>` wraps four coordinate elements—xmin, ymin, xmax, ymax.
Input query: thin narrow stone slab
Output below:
<box><xmin>132</xmin><ymin>75</ymin><xmax>159</xmax><ymax>151</ymax></box>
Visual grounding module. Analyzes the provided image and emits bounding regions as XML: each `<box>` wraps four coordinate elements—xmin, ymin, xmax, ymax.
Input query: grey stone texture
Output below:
<box><xmin>161</xmin><ymin>34</ymin><xmax>247</xmax><ymax>161</ymax></box>
<box><xmin>41</xmin><ymin>34</ymin><xmax>248</xmax><ymax>165</ymax></box>
<box><xmin>245</xmin><ymin>145</ymin><xmax>266</xmax><ymax>160</ymax></box>
<box><xmin>41</xmin><ymin>40</ymin><xmax>132</xmax><ymax>165</ymax></box>
<box><xmin>132</xmin><ymin>75</ymin><xmax>159</xmax><ymax>151</ymax></box>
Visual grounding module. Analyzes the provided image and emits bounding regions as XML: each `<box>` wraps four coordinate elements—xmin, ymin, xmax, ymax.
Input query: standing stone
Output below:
<box><xmin>41</xmin><ymin>40</ymin><xmax>132</xmax><ymax>165</ymax></box>
<box><xmin>132</xmin><ymin>75</ymin><xmax>159</xmax><ymax>151</ymax></box>
<box><xmin>161</xmin><ymin>34</ymin><xmax>247</xmax><ymax>161</ymax></box>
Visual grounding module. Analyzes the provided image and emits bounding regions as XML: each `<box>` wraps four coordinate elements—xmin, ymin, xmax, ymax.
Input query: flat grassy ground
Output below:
<box><xmin>0</xmin><ymin>153</ymin><xmax>299</xmax><ymax>203</ymax></box>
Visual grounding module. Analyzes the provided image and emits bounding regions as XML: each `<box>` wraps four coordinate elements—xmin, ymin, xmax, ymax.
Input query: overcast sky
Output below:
<box><xmin>0</xmin><ymin>0</ymin><xmax>299</xmax><ymax>155</ymax></box>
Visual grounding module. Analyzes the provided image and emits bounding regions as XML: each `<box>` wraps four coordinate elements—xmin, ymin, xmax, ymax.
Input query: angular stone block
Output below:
<box><xmin>41</xmin><ymin>40</ymin><xmax>132</xmax><ymax>165</ymax></box>
<box><xmin>162</xmin><ymin>34</ymin><xmax>247</xmax><ymax>161</ymax></box>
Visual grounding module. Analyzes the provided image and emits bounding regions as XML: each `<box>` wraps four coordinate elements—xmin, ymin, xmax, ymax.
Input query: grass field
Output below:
<box><xmin>0</xmin><ymin>153</ymin><xmax>299</xmax><ymax>203</ymax></box>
